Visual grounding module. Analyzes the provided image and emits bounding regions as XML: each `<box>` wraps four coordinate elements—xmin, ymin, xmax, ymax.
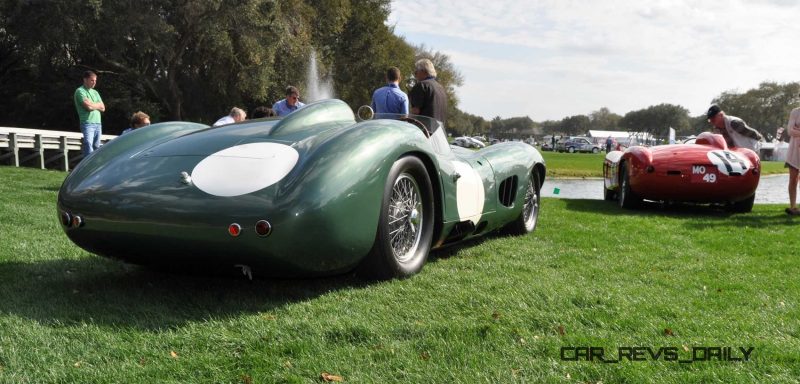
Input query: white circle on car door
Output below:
<box><xmin>452</xmin><ymin>161</ymin><xmax>485</xmax><ymax>223</ymax></box>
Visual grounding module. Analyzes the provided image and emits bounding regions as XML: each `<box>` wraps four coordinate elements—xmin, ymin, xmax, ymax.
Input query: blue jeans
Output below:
<box><xmin>80</xmin><ymin>122</ymin><xmax>102</xmax><ymax>156</ymax></box>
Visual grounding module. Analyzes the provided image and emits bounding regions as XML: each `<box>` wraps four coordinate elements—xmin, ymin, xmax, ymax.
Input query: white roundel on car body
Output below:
<box><xmin>191</xmin><ymin>142</ymin><xmax>299</xmax><ymax>197</ymax></box>
<box><xmin>452</xmin><ymin>161</ymin><xmax>485</xmax><ymax>223</ymax></box>
<box><xmin>707</xmin><ymin>150</ymin><xmax>750</xmax><ymax>176</ymax></box>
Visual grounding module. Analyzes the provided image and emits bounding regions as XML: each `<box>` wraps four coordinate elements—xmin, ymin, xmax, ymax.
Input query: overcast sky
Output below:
<box><xmin>388</xmin><ymin>0</ymin><xmax>800</xmax><ymax>121</ymax></box>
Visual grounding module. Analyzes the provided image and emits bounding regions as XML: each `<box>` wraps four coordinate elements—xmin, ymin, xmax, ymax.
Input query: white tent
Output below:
<box><xmin>588</xmin><ymin>130</ymin><xmax>630</xmax><ymax>139</ymax></box>
<box><xmin>588</xmin><ymin>130</ymin><xmax>657</xmax><ymax>146</ymax></box>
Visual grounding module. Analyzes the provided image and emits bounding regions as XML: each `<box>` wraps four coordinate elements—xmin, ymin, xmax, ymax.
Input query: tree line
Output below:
<box><xmin>458</xmin><ymin>82</ymin><xmax>800</xmax><ymax>141</ymax></box>
<box><xmin>0</xmin><ymin>0</ymin><xmax>464</xmax><ymax>134</ymax></box>
<box><xmin>1</xmin><ymin>1</ymin><xmax>798</xmax><ymax>140</ymax></box>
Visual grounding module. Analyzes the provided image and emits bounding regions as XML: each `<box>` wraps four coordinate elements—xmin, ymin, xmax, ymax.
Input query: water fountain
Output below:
<box><xmin>305</xmin><ymin>50</ymin><xmax>334</xmax><ymax>102</ymax></box>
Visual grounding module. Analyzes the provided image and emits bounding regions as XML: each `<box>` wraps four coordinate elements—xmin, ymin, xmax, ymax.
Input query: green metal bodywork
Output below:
<box><xmin>58</xmin><ymin>100</ymin><xmax>545</xmax><ymax>276</ymax></box>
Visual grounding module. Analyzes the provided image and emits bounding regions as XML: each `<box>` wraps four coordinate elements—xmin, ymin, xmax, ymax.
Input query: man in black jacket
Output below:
<box><xmin>409</xmin><ymin>58</ymin><xmax>448</xmax><ymax>127</ymax></box>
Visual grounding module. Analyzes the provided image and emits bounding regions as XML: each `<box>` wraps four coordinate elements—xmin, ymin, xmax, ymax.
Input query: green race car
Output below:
<box><xmin>58</xmin><ymin>99</ymin><xmax>545</xmax><ymax>279</ymax></box>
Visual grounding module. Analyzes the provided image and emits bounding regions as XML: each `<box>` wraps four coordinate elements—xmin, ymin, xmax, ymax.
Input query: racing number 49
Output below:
<box><xmin>692</xmin><ymin>165</ymin><xmax>716</xmax><ymax>183</ymax></box>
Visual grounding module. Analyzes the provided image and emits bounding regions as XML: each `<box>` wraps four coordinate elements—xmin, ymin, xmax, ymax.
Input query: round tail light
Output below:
<box><xmin>255</xmin><ymin>220</ymin><xmax>272</xmax><ymax>237</ymax></box>
<box><xmin>60</xmin><ymin>212</ymin><xmax>72</xmax><ymax>227</ymax></box>
<box><xmin>228</xmin><ymin>223</ymin><xmax>242</xmax><ymax>237</ymax></box>
<box><xmin>70</xmin><ymin>215</ymin><xmax>83</xmax><ymax>228</ymax></box>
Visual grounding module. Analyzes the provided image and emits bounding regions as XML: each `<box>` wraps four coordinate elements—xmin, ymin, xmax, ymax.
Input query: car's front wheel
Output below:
<box><xmin>359</xmin><ymin>156</ymin><xmax>434</xmax><ymax>279</ymax></box>
<box><xmin>592</xmin><ymin>147</ymin><xmax>600</xmax><ymax>154</ymax></box>
<box><xmin>504</xmin><ymin>171</ymin><xmax>541</xmax><ymax>235</ymax></box>
<box><xmin>618</xmin><ymin>162</ymin><xmax>641</xmax><ymax>209</ymax></box>
<box><xmin>727</xmin><ymin>194</ymin><xmax>755</xmax><ymax>213</ymax></box>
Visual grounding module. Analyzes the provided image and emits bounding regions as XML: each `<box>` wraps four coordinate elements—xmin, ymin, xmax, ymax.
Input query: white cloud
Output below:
<box><xmin>390</xmin><ymin>0</ymin><xmax>800</xmax><ymax>120</ymax></box>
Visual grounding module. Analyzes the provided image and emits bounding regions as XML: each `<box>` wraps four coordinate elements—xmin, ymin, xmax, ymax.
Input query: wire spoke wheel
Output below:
<box><xmin>388</xmin><ymin>174</ymin><xmax>423</xmax><ymax>263</ymax></box>
<box><xmin>521</xmin><ymin>175</ymin><xmax>539</xmax><ymax>230</ymax></box>
<box><xmin>503</xmin><ymin>171</ymin><xmax>541</xmax><ymax>235</ymax></box>
<box><xmin>360</xmin><ymin>156</ymin><xmax>433</xmax><ymax>280</ymax></box>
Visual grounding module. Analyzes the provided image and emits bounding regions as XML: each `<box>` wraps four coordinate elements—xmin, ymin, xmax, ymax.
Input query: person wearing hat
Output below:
<box><xmin>783</xmin><ymin>105</ymin><xmax>800</xmax><ymax>215</ymax></box>
<box><xmin>706</xmin><ymin>104</ymin><xmax>764</xmax><ymax>151</ymax></box>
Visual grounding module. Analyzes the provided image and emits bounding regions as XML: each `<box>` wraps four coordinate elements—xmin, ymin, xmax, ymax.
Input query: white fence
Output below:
<box><xmin>0</xmin><ymin>127</ymin><xmax>116</xmax><ymax>172</ymax></box>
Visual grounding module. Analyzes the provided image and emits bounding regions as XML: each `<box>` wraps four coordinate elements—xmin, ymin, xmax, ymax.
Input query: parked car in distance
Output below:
<box><xmin>452</xmin><ymin>136</ymin><xmax>486</xmax><ymax>148</ymax></box>
<box><xmin>472</xmin><ymin>136</ymin><xmax>488</xmax><ymax>143</ymax></box>
<box><xmin>470</xmin><ymin>137</ymin><xmax>487</xmax><ymax>148</ymax></box>
<box><xmin>541</xmin><ymin>142</ymin><xmax>554</xmax><ymax>151</ymax></box>
<box><xmin>557</xmin><ymin>137</ymin><xmax>601</xmax><ymax>153</ymax></box>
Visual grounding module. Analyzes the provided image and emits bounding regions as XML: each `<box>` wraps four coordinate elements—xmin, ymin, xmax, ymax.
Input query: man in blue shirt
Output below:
<box><xmin>371</xmin><ymin>67</ymin><xmax>408</xmax><ymax>114</ymax></box>
<box><xmin>273</xmin><ymin>86</ymin><xmax>305</xmax><ymax>116</ymax></box>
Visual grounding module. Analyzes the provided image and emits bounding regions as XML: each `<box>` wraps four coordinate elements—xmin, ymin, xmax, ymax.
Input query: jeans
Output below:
<box><xmin>80</xmin><ymin>122</ymin><xmax>102</xmax><ymax>156</ymax></box>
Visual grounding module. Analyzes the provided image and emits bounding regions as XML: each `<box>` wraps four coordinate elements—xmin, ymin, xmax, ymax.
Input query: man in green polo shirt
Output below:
<box><xmin>74</xmin><ymin>70</ymin><xmax>106</xmax><ymax>156</ymax></box>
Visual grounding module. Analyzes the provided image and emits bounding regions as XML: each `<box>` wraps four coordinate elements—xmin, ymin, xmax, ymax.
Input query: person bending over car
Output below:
<box><xmin>706</xmin><ymin>104</ymin><xmax>763</xmax><ymax>151</ymax></box>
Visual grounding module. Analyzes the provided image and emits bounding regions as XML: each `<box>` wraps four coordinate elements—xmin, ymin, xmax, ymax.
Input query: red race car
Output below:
<box><xmin>603</xmin><ymin>132</ymin><xmax>760</xmax><ymax>212</ymax></box>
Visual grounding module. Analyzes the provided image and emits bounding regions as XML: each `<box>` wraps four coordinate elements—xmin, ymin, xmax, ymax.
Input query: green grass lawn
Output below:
<box><xmin>542</xmin><ymin>151</ymin><xmax>788</xmax><ymax>178</ymax></box>
<box><xmin>1</xmin><ymin>166</ymin><xmax>799</xmax><ymax>383</ymax></box>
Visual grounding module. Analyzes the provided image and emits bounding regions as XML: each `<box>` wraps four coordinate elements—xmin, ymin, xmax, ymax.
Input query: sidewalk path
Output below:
<box><xmin>542</xmin><ymin>174</ymin><xmax>789</xmax><ymax>204</ymax></box>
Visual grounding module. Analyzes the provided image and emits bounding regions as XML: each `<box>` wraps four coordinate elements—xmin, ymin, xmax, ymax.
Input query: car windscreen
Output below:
<box><xmin>373</xmin><ymin>113</ymin><xmax>443</xmax><ymax>136</ymax></box>
<box><xmin>372</xmin><ymin>113</ymin><xmax>450</xmax><ymax>156</ymax></box>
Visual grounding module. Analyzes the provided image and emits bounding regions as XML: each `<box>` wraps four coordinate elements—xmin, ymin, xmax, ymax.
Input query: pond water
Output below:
<box><xmin>542</xmin><ymin>174</ymin><xmax>790</xmax><ymax>204</ymax></box>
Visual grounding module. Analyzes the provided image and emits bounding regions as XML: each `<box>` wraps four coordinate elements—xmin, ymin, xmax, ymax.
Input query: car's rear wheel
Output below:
<box><xmin>568</xmin><ymin>147</ymin><xmax>575</xmax><ymax>153</ymax></box>
<box><xmin>618</xmin><ymin>162</ymin><xmax>641</xmax><ymax>209</ymax></box>
<box><xmin>504</xmin><ymin>171</ymin><xmax>541</xmax><ymax>235</ymax></box>
<box><xmin>359</xmin><ymin>156</ymin><xmax>434</xmax><ymax>279</ymax></box>
<box><xmin>727</xmin><ymin>194</ymin><xmax>755</xmax><ymax>213</ymax></box>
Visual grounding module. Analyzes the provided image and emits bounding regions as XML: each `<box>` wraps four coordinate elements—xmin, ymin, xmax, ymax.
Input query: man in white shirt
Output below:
<box><xmin>213</xmin><ymin>107</ymin><xmax>246</xmax><ymax>126</ymax></box>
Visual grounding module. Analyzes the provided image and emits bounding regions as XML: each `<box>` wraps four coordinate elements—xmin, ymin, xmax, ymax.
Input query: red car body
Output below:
<box><xmin>603</xmin><ymin>132</ymin><xmax>760</xmax><ymax>212</ymax></box>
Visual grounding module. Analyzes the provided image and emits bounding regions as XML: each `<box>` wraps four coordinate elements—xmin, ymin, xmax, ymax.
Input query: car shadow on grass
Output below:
<box><xmin>0</xmin><ymin>256</ymin><xmax>367</xmax><ymax>330</ymax></box>
<box><xmin>429</xmin><ymin>235</ymin><xmax>490</xmax><ymax>260</ymax></box>
<box><xmin>561</xmin><ymin>198</ymin><xmax>798</xmax><ymax>228</ymax></box>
